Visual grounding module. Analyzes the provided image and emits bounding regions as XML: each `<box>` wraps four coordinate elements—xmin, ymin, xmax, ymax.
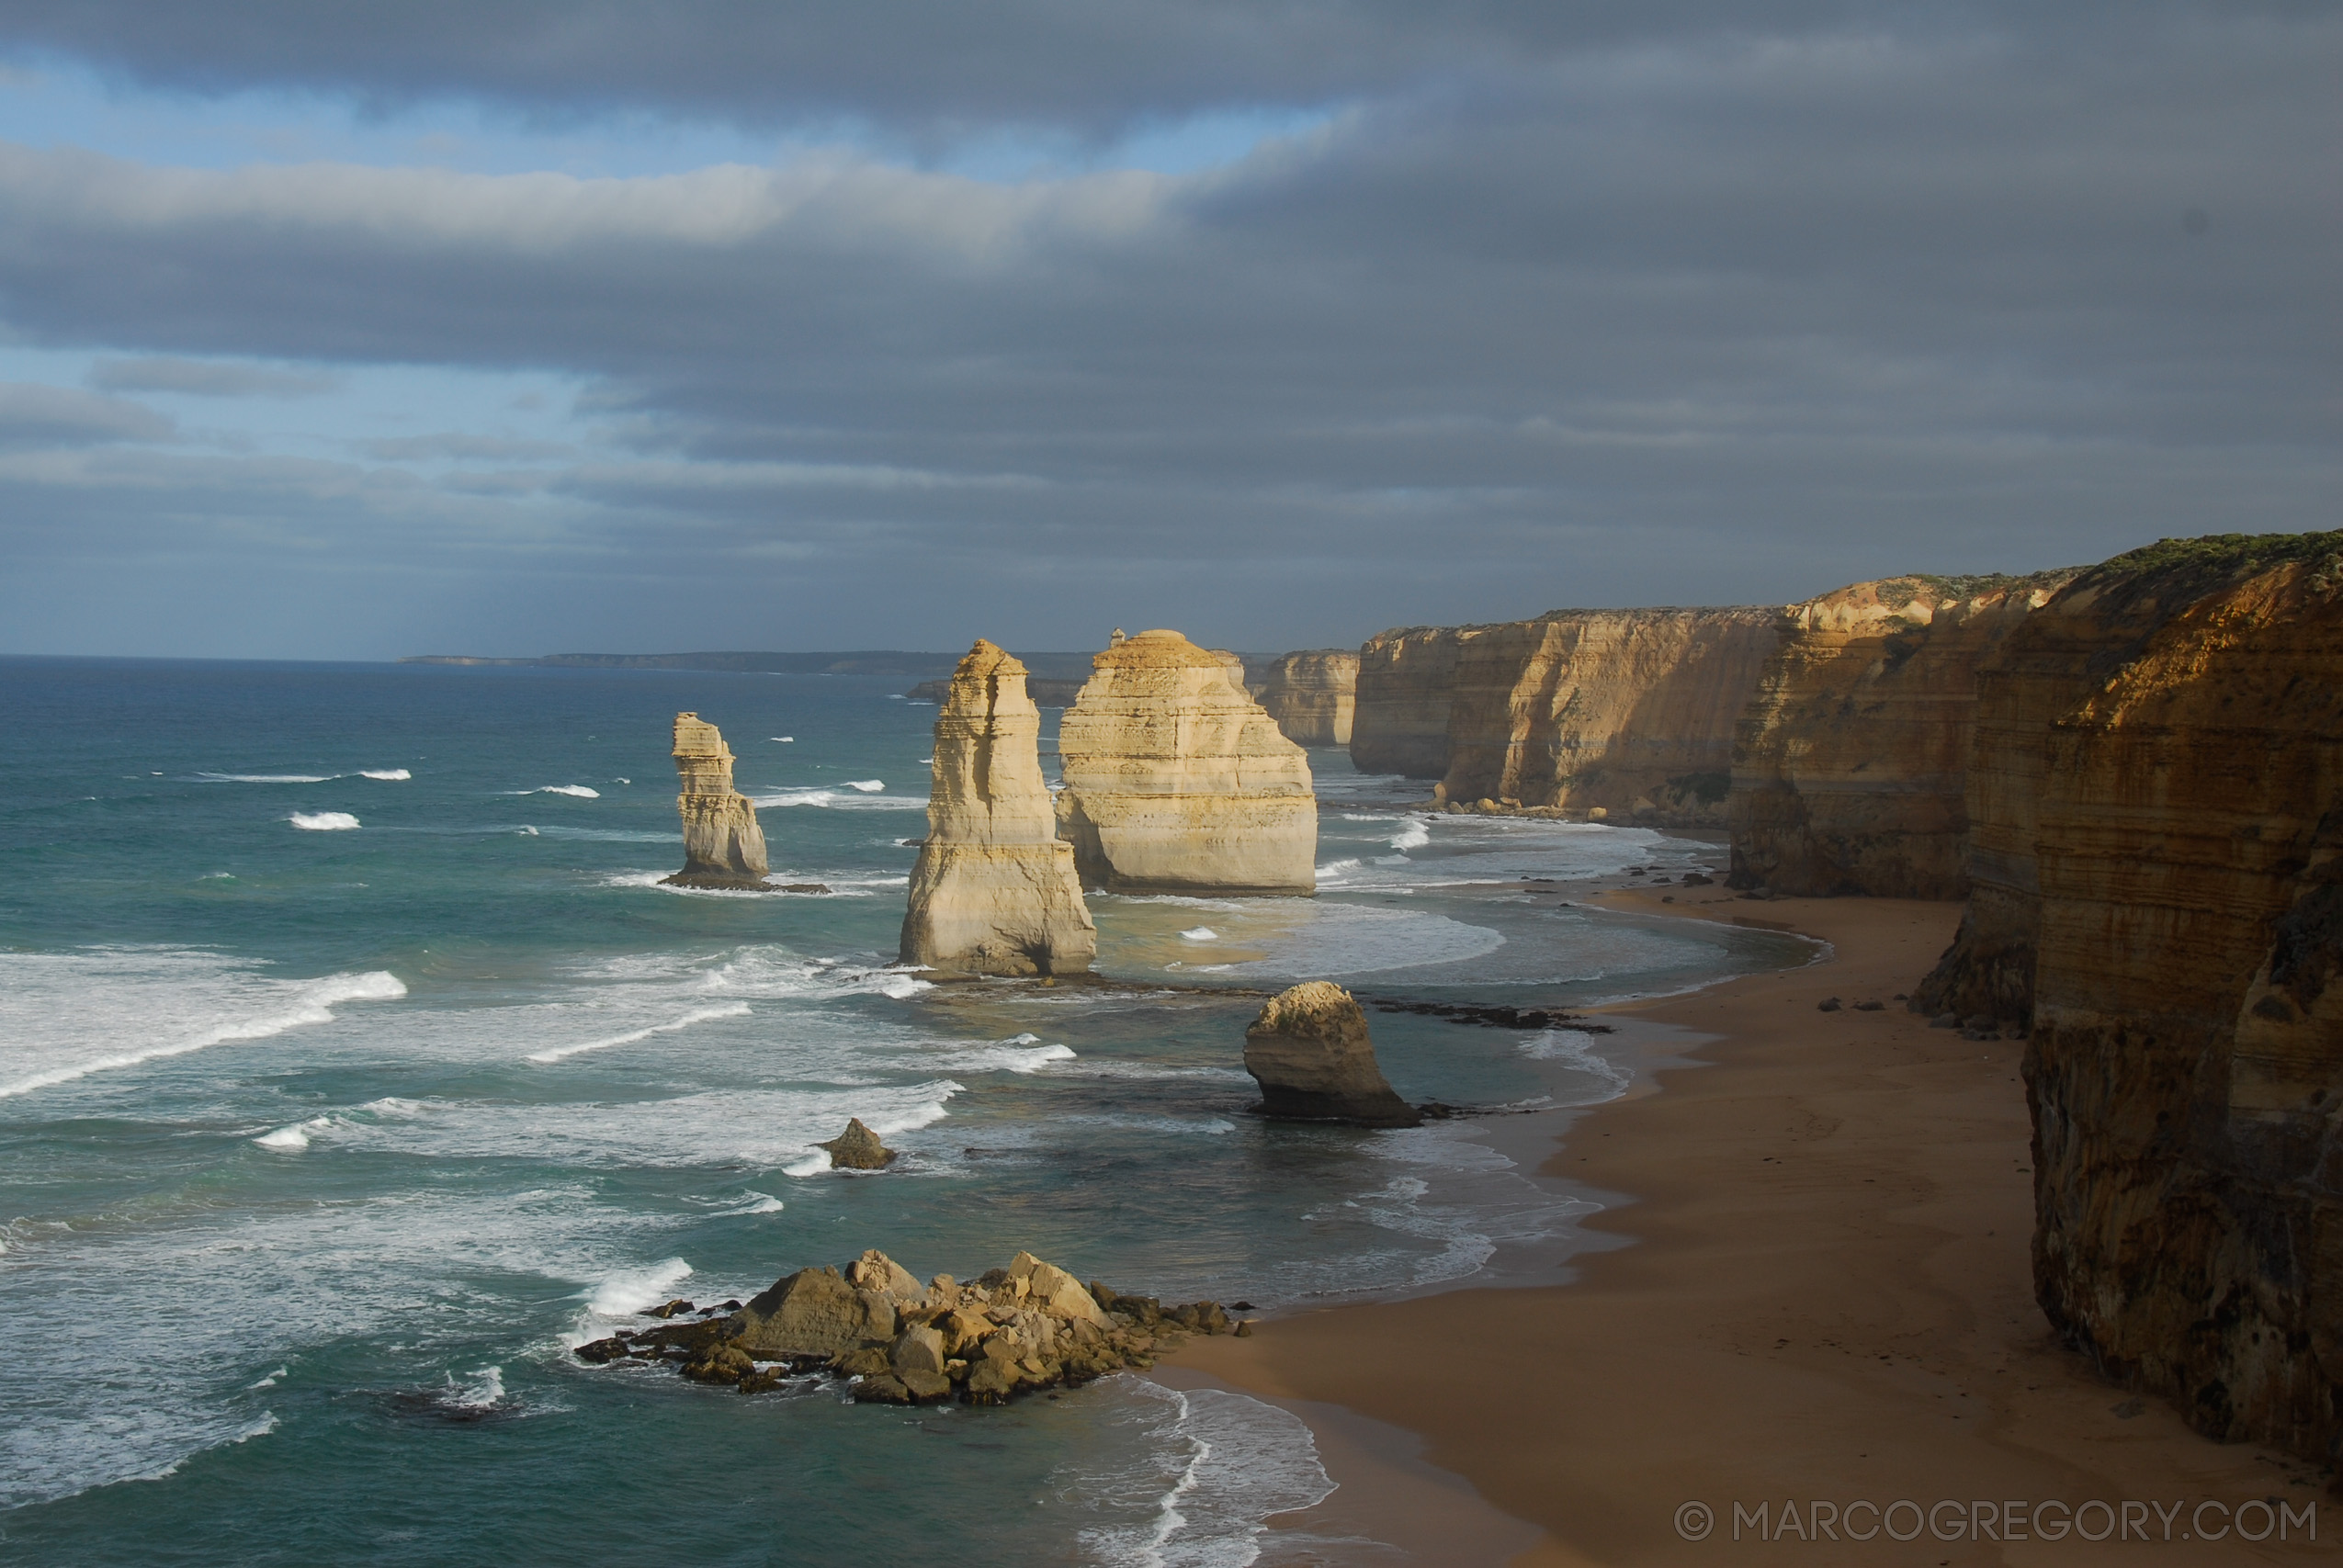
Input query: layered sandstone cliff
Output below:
<box><xmin>1255</xmin><ymin>649</ymin><xmax>1358</xmax><ymax>747</ymax></box>
<box><xmin>1434</xmin><ymin>608</ymin><xmax>1776</xmax><ymax>824</ymax></box>
<box><xmin>900</xmin><ymin>641</ymin><xmax>1096</xmax><ymax>976</ymax></box>
<box><xmin>1916</xmin><ymin>533</ymin><xmax>2343</xmax><ymax>1461</ymax></box>
<box><xmin>1351</xmin><ymin>626</ymin><xmax>1471</xmax><ymax>777</ymax></box>
<box><xmin>662</xmin><ymin>713</ymin><xmax>770</xmax><ymax>889</ymax></box>
<box><xmin>1727</xmin><ymin>572</ymin><xmax>2075</xmax><ymax>897</ymax></box>
<box><xmin>1056</xmin><ymin>629</ymin><xmax>1317</xmax><ymax>894</ymax></box>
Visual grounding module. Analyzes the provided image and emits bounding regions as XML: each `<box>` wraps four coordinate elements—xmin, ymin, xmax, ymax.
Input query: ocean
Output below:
<box><xmin>0</xmin><ymin>657</ymin><xmax>1813</xmax><ymax>1563</ymax></box>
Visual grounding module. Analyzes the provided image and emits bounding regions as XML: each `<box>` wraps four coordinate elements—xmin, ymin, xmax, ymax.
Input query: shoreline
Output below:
<box><xmin>1165</xmin><ymin>890</ymin><xmax>2332</xmax><ymax>1563</ymax></box>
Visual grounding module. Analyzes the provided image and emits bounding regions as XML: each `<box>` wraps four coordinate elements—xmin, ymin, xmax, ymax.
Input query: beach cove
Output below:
<box><xmin>1175</xmin><ymin>892</ymin><xmax>2332</xmax><ymax>1564</ymax></box>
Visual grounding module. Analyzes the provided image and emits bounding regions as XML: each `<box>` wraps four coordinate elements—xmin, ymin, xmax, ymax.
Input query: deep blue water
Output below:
<box><xmin>0</xmin><ymin>657</ymin><xmax>1809</xmax><ymax>1564</ymax></box>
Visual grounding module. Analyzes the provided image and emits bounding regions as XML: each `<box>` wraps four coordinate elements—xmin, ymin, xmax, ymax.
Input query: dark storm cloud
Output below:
<box><xmin>0</xmin><ymin>3</ymin><xmax>2334</xmax><ymax>656</ymax></box>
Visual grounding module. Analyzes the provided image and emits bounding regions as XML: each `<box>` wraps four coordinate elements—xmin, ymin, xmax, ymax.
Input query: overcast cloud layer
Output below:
<box><xmin>0</xmin><ymin>2</ymin><xmax>2335</xmax><ymax>658</ymax></box>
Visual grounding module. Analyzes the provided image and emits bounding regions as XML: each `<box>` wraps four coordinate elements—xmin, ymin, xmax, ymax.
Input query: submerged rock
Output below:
<box><xmin>1243</xmin><ymin>982</ymin><xmax>1421</xmax><ymax>1127</ymax></box>
<box><xmin>659</xmin><ymin>713</ymin><xmax>772</xmax><ymax>890</ymax></box>
<box><xmin>899</xmin><ymin>639</ymin><xmax>1096</xmax><ymax>976</ymax></box>
<box><xmin>817</xmin><ymin>1118</ymin><xmax>895</xmax><ymax>1170</ymax></box>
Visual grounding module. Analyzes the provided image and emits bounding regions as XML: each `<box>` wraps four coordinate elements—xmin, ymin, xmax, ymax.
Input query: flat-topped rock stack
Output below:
<box><xmin>575</xmin><ymin>1248</ymin><xmax>1248</xmax><ymax>1405</ymax></box>
<box><xmin>900</xmin><ymin>640</ymin><xmax>1096</xmax><ymax>976</ymax></box>
<box><xmin>1056</xmin><ymin>628</ymin><xmax>1318</xmax><ymax>895</ymax></box>
<box><xmin>661</xmin><ymin>713</ymin><xmax>771</xmax><ymax>889</ymax></box>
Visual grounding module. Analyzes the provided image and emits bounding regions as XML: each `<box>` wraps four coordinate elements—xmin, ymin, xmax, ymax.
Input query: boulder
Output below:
<box><xmin>1004</xmin><ymin>1251</ymin><xmax>1109</xmax><ymax>1325</ymax></box>
<box><xmin>1243</xmin><ymin>982</ymin><xmax>1422</xmax><ymax>1127</ymax></box>
<box><xmin>731</xmin><ymin>1267</ymin><xmax>896</xmax><ymax>1358</ymax></box>
<box><xmin>892</xmin><ymin>1325</ymin><xmax>949</xmax><ymax>1378</ymax></box>
<box><xmin>846</xmin><ymin>1248</ymin><xmax>922</xmax><ymax>1298</ymax></box>
<box><xmin>817</xmin><ymin>1118</ymin><xmax>895</xmax><ymax>1170</ymax></box>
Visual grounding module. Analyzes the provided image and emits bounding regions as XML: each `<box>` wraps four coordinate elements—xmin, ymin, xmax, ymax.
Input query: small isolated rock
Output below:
<box><xmin>1817</xmin><ymin>998</ymin><xmax>1842</xmax><ymax>1012</ymax></box>
<box><xmin>1930</xmin><ymin>1012</ymin><xmax>1960</xmax><ymax>1030</ymax></box>
<box><xmin>1681</xmin><ymin>873</ymin><xmax>1715</xmax><ymax>886</ymax></box>
<box><xmin>644</xmin><ymin>1298</ymin><xmax>695</xmax><ymax>1319</ymax></box>
<box><xmin>1853</xmin><ymin>1000</ymin><xmax>1885</xmax><ymax>1012</ymax></box>
<box><xmin>573</xmin><ymin>1337</ymin><xmax>629</xmax><ymax>1364</ymax></box>
<box><xmin>818</xmin><ymin>1118</ymin><xmax>896</xmax><ymax>1170</ymax></box>
<box><xmin>1244</xmin><ymin>982</ymin><xmax>1421</xmax><ymax>1128</ymax></box>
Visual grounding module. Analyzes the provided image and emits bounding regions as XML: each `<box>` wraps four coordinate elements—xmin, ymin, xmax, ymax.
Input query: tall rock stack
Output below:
<box><xmin>1056</xmin><ymin>629</ymin><xmax>1318</xmax><ymax>894</ymax></box>
<box><xmin>662</xmin><ymin>713</ymin><xmax>771</xmax><ymax>889</ymax></box>
<box><xmin>1727</xmin><ymin>572</ymin><xmax>2074</xmax><ymax>897</ymax></box>
<box><xmin>1351</xmin><ymin>625</ymin><xmax>1476</xmax><ymax>778</ymax></box>
<box><xmin>1256</xmin><ymin>649</ymin><xmax>1359</xmax><ymax>747</ymax></box>
<box><xmin>900</xmin><ymin>641</ymin><xmax>1096</xmax><ymax>976</ymax></box>
<box><xmin>1435</xmin><ymin>608</ymin><xmax>1776</xmax><ymax>824</ymax></box>
<box><xmin>1916</xmin><ymin>533</ymin><xmax>2343</xmax><ymax>1463</ymax></box>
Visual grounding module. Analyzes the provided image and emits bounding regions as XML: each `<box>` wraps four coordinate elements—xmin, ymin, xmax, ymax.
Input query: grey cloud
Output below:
<box><xmin>88</xmin><ymin>355</ymin><xmax>338</xmax><ymax>397</ymax></box>
<box><xmin>0</xmin><ymin>380</ymin><xmax>174</xmax><ymax>447</ymax></box>
<box><xmin>357</xmin><ymin>433</ymin><xmax>574</xmax><ymax>461</ymax></box>
<box><xmin>0</xmin><ymin>3</ymin><xmax>2322</xmax><ymax>138</ymax></box>
<box><xmin>0</xmin><ymin>7</ymin><xmax>2335</xmax><ymax>656</ymax></box>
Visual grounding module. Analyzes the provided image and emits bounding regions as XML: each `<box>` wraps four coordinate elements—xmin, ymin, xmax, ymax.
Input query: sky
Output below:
<box><xmin>0</xmin><ymin>3</ymin><xmax>2334</xmax><ymax>660</ymax></box>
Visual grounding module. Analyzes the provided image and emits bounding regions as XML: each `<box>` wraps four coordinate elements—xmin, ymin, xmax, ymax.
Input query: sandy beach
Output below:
<box><xmin>1170</xmin><ymin>891</ymin><xmax>2331</xmax><ymax>1564</ymax></box>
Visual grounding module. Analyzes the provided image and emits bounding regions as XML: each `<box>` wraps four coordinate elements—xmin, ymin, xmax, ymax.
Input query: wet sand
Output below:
<box><xmin>1170</xmin><ymin>891</ymin><xmax>2330</xmax><ymax>1564</ymax></box>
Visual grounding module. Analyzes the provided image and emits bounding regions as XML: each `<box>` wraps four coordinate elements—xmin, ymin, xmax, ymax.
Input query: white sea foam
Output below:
<box><xmin>1179</xmin><ymin>928</ymin><xmax>1218</xmax><ymax>942</ymax></box>
<box><xmin>196</xmin><ymin>772</ymin><xmax>334</xmax><ymax>784</ymax></box>
<box><xmin>936</xmin><ymin>1039</ymin><xmax>1077</xmax><ymax>1075</ymax></box>
<box><xmin>843</xmin><ymin>779</ymin><xmax>884</xmax><ymax>792</ymax></box>
<box><xmin>749</xmin><ymin>787</ymin><xmax>927</xmax><ymax>812</ymax></box>
<box><xmin>583</xmin><ymin>1258</ymin><xmax>694</xmax><ymax>1319</ymax></box>
<box><xmin>1388</xmin><ymin>818</ymin><xmax>1431</xmax><ymax>851</ymax></box>
<box><xmin>255</xmin><ymin>1116</ymin><xmax>333</xmax><ymax>1151</ymax></box>
<box><xmin>769</xmin><ymin>736</ymin><xmax>793</xmax><ymax>742</ymax></box>
<box><xmin>0</xmin><ymin>956</ymin><xmax>407</xmax><ymax>1100</ymax></box>
<box><xmin>1075</xmin><ymin>1378</ymin><xmax>1339</xmax><ymax>1568</ymax></box>
<box><xmin>519</xmin><ymin>784</ymin><xmax>599</xmax><ymax>798</ymax></box>
<box><xmin>526</xmin><ymin>1001</ymin><xmax>753</xmax><ymax>1064</ymax></box>
<box><xmin>288</xmin><ymin>811</ymin><xmax>361</xmax><ymax>831</ymax></box>
<box><xmin>246</xmin><ymin>1368</ymin><xmax>287</xmax><ymax>1391</ymax></box>
<box><xmin>358</xmin><ymin>769</ymin><xmax>412</xmax><ymax>781</ymax></box>
<box><xmin>1519</xmin><ymin>1029</ymin><xmax>1633</xmax><ymax>1103</ymax></box>
<box><xmin>706</xmin><ymin>1190</ymin><xmax>787</xmax><ymax>1216</ymax></box>
<box><xmin>516</xmin><ymin>825</ymin><xmax>539</xmax><ymax>835</ymax></box>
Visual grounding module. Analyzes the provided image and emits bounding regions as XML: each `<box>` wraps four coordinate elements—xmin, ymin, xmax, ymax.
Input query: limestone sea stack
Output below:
<box><xmin>1434</xmin><ymin>608</ymin><xmax>1777</xmax><ymax>824</ymax></box>
<box><xmin>1255</xmin><ymin>649</ymin><xmax>1359</xmax><ymax>747</ymax></box>
<box><xmin>661</xmin><ymin>713</ymin><xmax>770</xmax><ymax>889</ymax></box>
<box><xmin>899</xmin><ymin>640</ymin><xmax>1096</xmax><ymax>976</ymax></box>
<box><xmin>1243</xmin><ymin>982</ymin><xmax>1421</xmax><ymax>1127</ymax></box>
<box><xmin>1727</xmin><ymin>571</ymin><xmax>2075</xmax><ymax>897</ymax></box>
<box><xmin>817</xmin><ymin>1118</ymin><xmax>895</xmax><ymax>1169</ymax></box>
<box><xmin>1914</xmin><ymin>533</ymin><xmax>2343</xmax><ymax>1463</ymax></box>
<box><xmin>1056</xmin><ymin>629</ymin><xmax>1317</xmax><ymax>895</ymax></box>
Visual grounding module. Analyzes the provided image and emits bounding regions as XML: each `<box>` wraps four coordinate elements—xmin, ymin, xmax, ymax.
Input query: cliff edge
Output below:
<box><xmin>1728</xmin><ymin>572</ymin><xmax>2074</xmax><ymax>897</ymax></box>
<box><xmin>1256</xmin><ymin>649</ymin><xmax>1358</xmax><ymax>747</ymax></box>
<box><xmin>1918</xmin><ymin>532</ymin><xmax>2343</xmax><ymax>1462</ymax></box>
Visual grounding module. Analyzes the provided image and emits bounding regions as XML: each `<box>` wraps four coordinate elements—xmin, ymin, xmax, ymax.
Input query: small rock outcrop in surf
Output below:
<box><xmin>661</xmin><ymin>713</ymin><xmax>771</xmax><ymax>889</ymax></box>
<box><xmin>817</xmin><ymin>1118</ymin><xmax>896</xmax><ymax>1170</ymax></box>
<box><xmin>1243</xmin><ymin>982</ymin><xmax>1421</xmax><ymax>1127</ymax></box>
<box><xmin>1056</xmin><ymin>629</ymin><xmax>1317</xmax><ymax>895</ymax></box>
<box><xmin>899</xmin><ymin>640</ymin><xmax>1097</xmax><ymax>976</ymax></box>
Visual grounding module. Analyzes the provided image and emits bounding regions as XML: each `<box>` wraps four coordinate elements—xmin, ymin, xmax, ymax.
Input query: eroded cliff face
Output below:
<box><xmin>900</xmin><ymin>641</ymin><xmax>1096</xmax><ymax>976</ymax></box>
<box><xmin>1728</xmin><ymin>573</ymin><xmax>2074</xmax><ymax>897</ymax></box>
<box><xmin>1916</xmin><ymin>534</ymin><xmax>2343</xmax><ymax>1461</ymax></box>
<box><xmin>1433</xmin><ymin>608</ymin><xmax>1777</xmax><ymax>824</ymax></box>
<box><xmin>1256</xmin><ymin>649</ymin><xmax>1358</xmax><ymax>747</ymax></box>
<box><xmin>1056</xmin><ymin>628</ymin><xmax>1317</xmax><ymax>894</ymax></box>
<box><xmin>662</xmin><ymin>713</ymin><xmax>770</xmax><ymax>889</ymax></box>
<box><xmin>1351</xmin><ymin>626</ymin><xmax>1473</xmax><ymax>778</ymax></box>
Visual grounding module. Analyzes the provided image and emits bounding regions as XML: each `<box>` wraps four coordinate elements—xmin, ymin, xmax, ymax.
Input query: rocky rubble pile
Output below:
<box><xmin>574</xmin><ymin>1248</ymin><xmax>1250</xmax><ymax>1406</ymax></box>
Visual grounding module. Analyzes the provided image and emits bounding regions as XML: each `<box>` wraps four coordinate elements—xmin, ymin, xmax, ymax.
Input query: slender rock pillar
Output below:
<box><xmin>662</xmin><ymin>713</ymin><xmax>770</xmax><ymax>888</ymax></box>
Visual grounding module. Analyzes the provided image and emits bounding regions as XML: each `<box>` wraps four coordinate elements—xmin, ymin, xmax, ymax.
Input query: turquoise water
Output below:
<box><xmin>0</xmin><ymin>658</ymin><xmax>1809</xmax><ymax>1563</ymax></box>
